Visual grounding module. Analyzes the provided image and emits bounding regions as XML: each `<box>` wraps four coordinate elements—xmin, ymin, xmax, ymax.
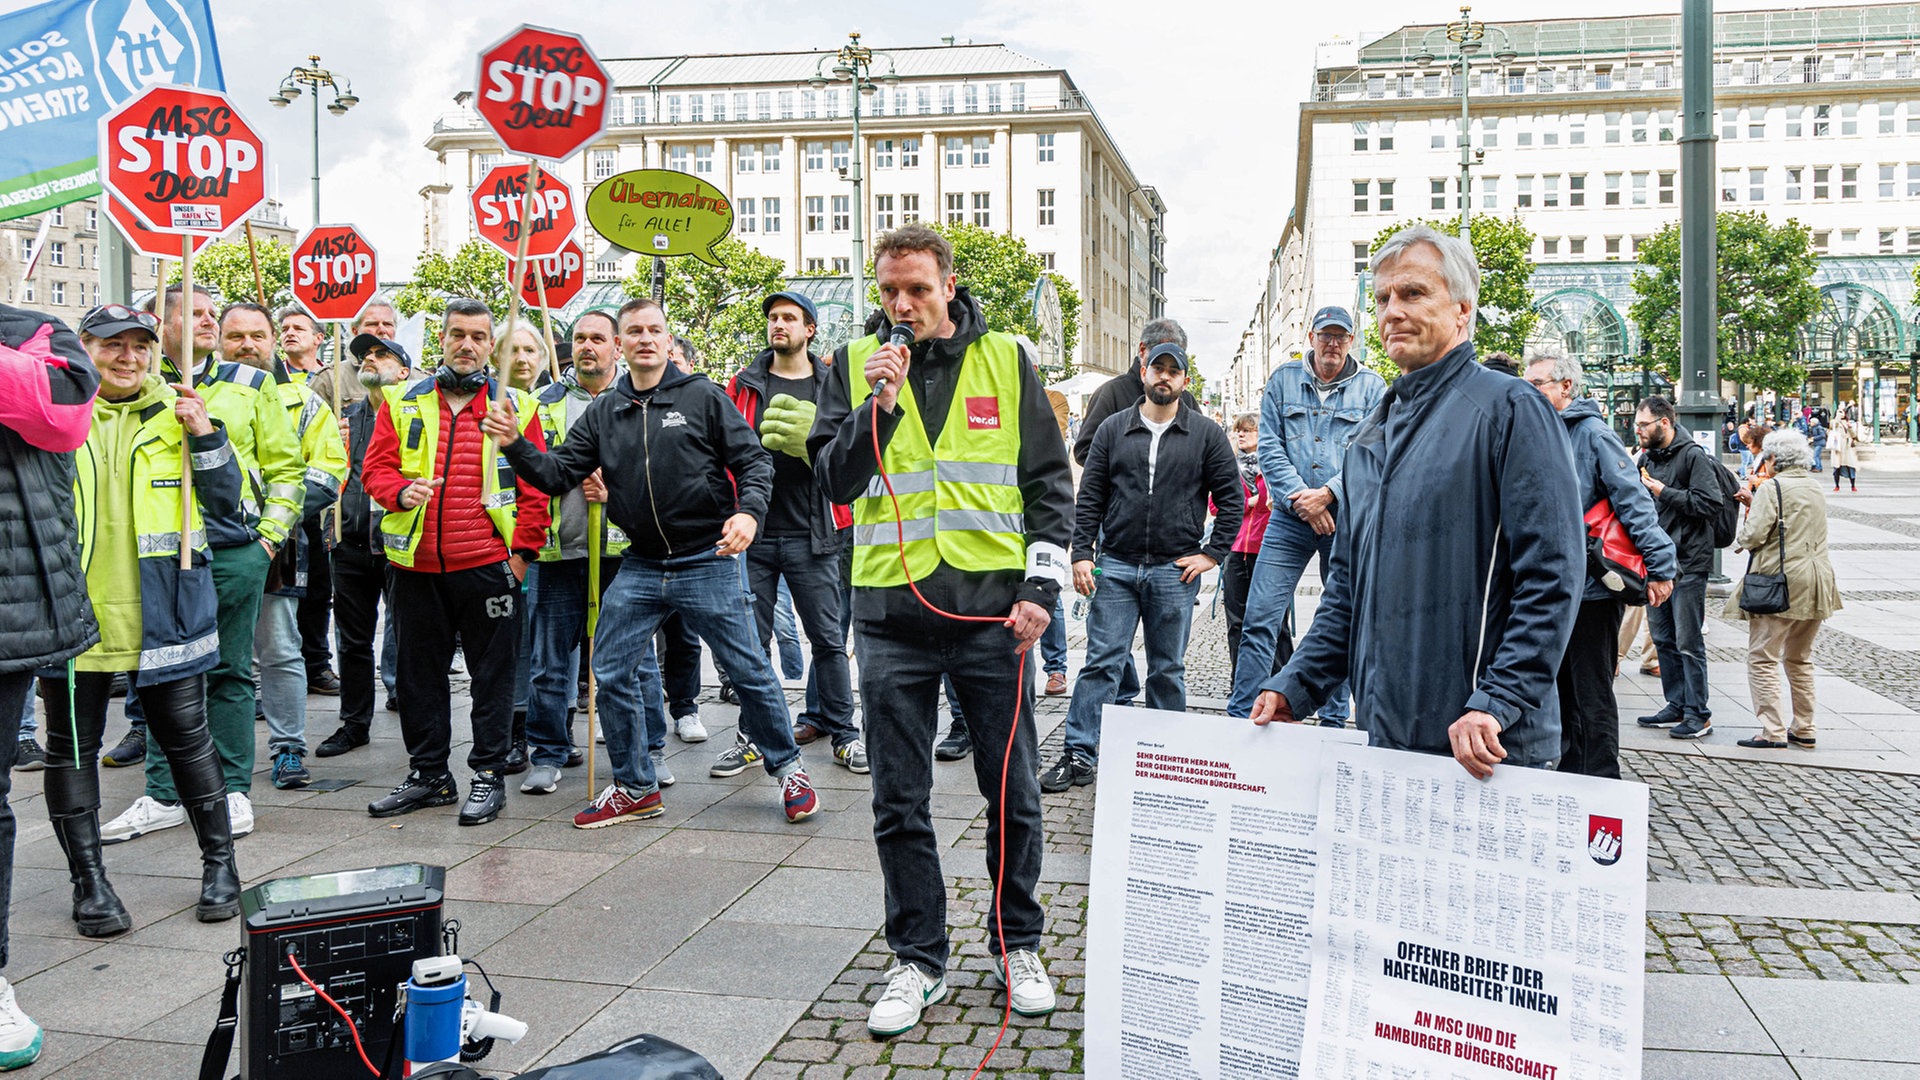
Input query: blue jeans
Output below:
<box><xmin>1228</xmin><ymin>512</ymin><xmax>1350</xmax><ymax>723</ymax></box>
<box><xmin>1038</xmin><ymin>592</ymin><xmax>1067</xmax><ymax>676</ymax></box>
<box><xmin>857</xmin><ymin>609</ymin><xmax>1043</xmax><ymax>977</ymax></box>
<box><xmin>530</xmin><ymin>559</ymin><xmax>667</xmax><ymax>769</ymax></box>
<box><xmin>594</xmin><ymin>551</ymin><xmax>800</xmax><ymax>794</ymax></box>
<box><xmin>1646</xmin><ymin>572</ymin><xmax>1711</xmax><ymax>721</ymax></box>
<box><xmin>1062</xmin><ymin>556</ymin><xmax>1201</xmax><ymax>761</ymax></box>
<box><xmin>254</xmin><ymin>594</ymin><xmax>307</xmax><ymax>755</ymax></box>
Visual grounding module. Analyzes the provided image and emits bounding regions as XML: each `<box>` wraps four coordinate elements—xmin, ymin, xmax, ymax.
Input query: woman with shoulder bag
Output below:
<box><xmin>1726</xmin><ymin>429</ymin><xmax>1841</xmax><ymax>750</ymax></box>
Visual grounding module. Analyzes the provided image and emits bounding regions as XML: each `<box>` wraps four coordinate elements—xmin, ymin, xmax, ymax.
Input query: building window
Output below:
<box><xmin>1786</xmin><ymin>167</ymin><xmax>1803</xmax><ymax>200</ymax></box>
<box><xmin>734</xmin><ymin>92</ymin><xmax>749</xmax><ymax>120</ymax></box>
<box><xmin>901</xmin><ymin>193</ymin><xmax>920</xmax><ymax>224</ymax></box>
<box><xmin>1516</xmin><ymin>176</ymin><xmax>1533</xmax><ymax>208</ymax></box>
<box><xmin>710</xmin><ymin>94</ymin><xmax>725</xmax><ymax>122</ymax></box>
<box><xmin>1721</xmin><ymin>107</ymin><xmax>1739</xmax><ymax>139</ymax></box>
<box><xmin>1481</xmin><ymin>176</ymin><xmax>1498</xmax><ymax>209</ymax></box>
<box><xmin>1366</xmin><ymin>75</ymin><xmax>1385</xmax><ymax>98</ymax></box>
<box><xmin>972</xmin><ymin>192</ymin><xmax>991</xmax><ymax>227</ymax></box>
<box><xmin>694</xmin><ymin>145</ymin><xmax>712</xmax><ymax>174</ymax></box>
<box><xmin>1751</xmin><ymin>168</ymin><xmax>1768</xmax><ymax>201</ymax></box>
<box><xmin>1569</xmin><ymin>237</ymin><xmax>1585</xmax><ymax>257</ymax></box>
<box><xmin>1538</xmin><ymin>68</ymin><xmax>1556</xmax><ymax>93</ymax></box>
<box><xmin>875</xmin><ymin>195</ymin><xmax>895</xmax><ymax>230</ymax></box>
<box><xmin>1508</xmin><ymin>68</ymin><xmax>1526</xmax><ymax>94</ymax></box>
<box><xmin>805</xmin><ymin>196</ymin><xmax>825</xmax><ymax>232</ymax></box>
<box><xmin>1604</xmin><ymin>112</ymin><xmax>1622</xmax><ymax>144</ymax></box>
<box><xmin>831</xmin><ymin>257</ymin><xmax>849</xmax><ymax>273</ymax></box>
<box><xmin>1814</xmin><ymin>166</ymin><xmax>1831</xmax><ymax>199</ymax></box>
<box><xmin>945</xmin><ymin>192</ymin><xmax>965</xmax><ymax>223</ymax></box>
<box><xmin>778</xmin><ymin>91</ymin><xmax>794</xmax><ymax>119</ymax></box>
<box><xmin>1353</xmin><ymin>180</ymin><xmax>1370</xmax><ymax>212</ymax></box>
<box><xmin>762</xmin><ymin>143</ymin><xmax>782</xmax><ymax>172</ymax></box>
<box><xmin>85</xmin><ymin>208</ymin><xmax>97</xmax><ymax>232</ymax></box>
<box><xmin>1010</xmin><ymin>83</ymin><xmax>1025</xmax><ymax>112</ymax></box>
<box><xmin>824</xmin><ymin>87</ymin><xmax>841</xmax><ymax>119</ymax></box>
<box><xmin>940</xmin><ymin>85</ymin><xmax>955</xmax><ymax>113</ymax></box>
<box><xmin>1543</xmin><ymin>174</ymin><xmax>1560</xmax><ymax>208</ymax></box>
<box><xmin>1479</xmin><ymin>116</ymin><xmax>1499</xmax><ymax>147</ymax></box>
<box><xmin>737</xmin><ymin>145</ymin><xmax>757</xmax><ymax>173</ymax></box>
<box><xmin>806</xmin><ymin>142</ymin><xmax>825</xmax><ymax>171</ymax></box>
<box><xmin>1354</xmin><ymin>121</ymin><xmax>1371</xmax><ymax>152</ymax></box>
<box><xmin>1038</xmin><ymin>188</ymin><xmax>1056</xmax><ymax>225</ymax></box>
<box><xmin>1842</xmin><ymin>103</ymin><xmax>1859</xmax><ymax>135</ymax></box>
<box><xmin>1786</xmin><ymin>107</ymin><xmax>1805</xmax><ymax>138</ymax></box>
<box><xmin>50</xmin><ymin>283</ymin><xmax>63</xmax><ymax>306</ymax></box>
<box><xmin>1880</xmin><ymin>228</ymin><xmax>1896</xmax><ymax>253</ymax></box>
<box><xmin>1749</xmin><ymin>110</ymin><xmax>1766</xmax><ymax>138</ymax></box>
<box><xmin>19</xmin><ymin>283</ymin><xmax>30</xmax><ymax>304</ymax></box>
<box><xmin>1841</xmin><ymin>165</ymin><xmax>1859</xmax><ymax>199</ymax></box>
<box><xmin>1037</xmin><ymin>132</ymin><xmax>1055</xmax><ymax>163</ymax></box>
<box><xmin>1595</xmin><ymin>65</ymin><xmax>1614</xmax><ymax>90</ymax></box>
<box><xmin>667</xmin><ymin>95</ymin><xmax>681</xmax><ymax>123</ymax></box>
<box><xmin>688</xmin><ymin>96</ymin><xmax>704</xmax><ymax>123</ymax></box>
<box><xmin>1038</xmin><ymin>251</ymin><xmax>1054</xmax><ymax>271</ymax></box>
<box><xmin>945</xmin><ymin>137</ymin><xmax>964</xmax><ymax>168</ymax></box>
<box><xmin>915</xmin><ymin>86</ymin><xmax>932</xmax><ymax>114</ymax></box>
<box><xmin>668</xmin><ymin>145</ymin><xmax>689</xmax><ymax>173</ymax></box>
<box><xmin>1377</xmin><ymin>179</ymin><xmax>1394</xmax><ymax>212</ymax></box>
<box><xmin>593</xmin><ymin>150</ymin><xmax>618</xmax><ymax>180</ymax></box>
<box><xmin>1814</xmin><ymin>103</ymin><xmax>1832</xmax><ymax>136</ymax></box>
<box><xmin>1908</xmin><ymin>163</ymin><xmax>1920</xmax><ymax>197</ymax></box>
<box><xmin>763</xmin><ymin>198</ymin><xmax>781</xmax><ymax>234</ymax></box>
<box><xmin>801</xmin><ymin>89</ymin><xmax>817</xmax><ymax>119</ymax></box>
<box><xmin>963</xmin><ymin>84</ymin><xmax>978</xmax><ymax>112</ymax></box>
<box><xmin>828</xmin><ymin>140</ymin><xmax>847</xmax><ymax>172</ymax></box>
<box><xmin>1568</xmin><ymin>117</ymin><xmax>1586</xmax><ymax>145</ymax></box>
<box><xmin>900</xmin><ymin>138</ymin><xmax>919</xmax><ymax>168</ymax></box>
<box><xmin>48</xmin><ymin>242</ymin><xmax>64</xmax><ymax>267</ymax></box>
<box><xmin>1569</xmin><ymin>173</ymin><xmax>1586</xmax><ymax>206</ymax></box>
<box><xmin>1542</xmin><ymin>237</ymin><xmax>1559</xmax><ymax>258</ymax></box>
<box><xmin>875</xmin><ymin>139</ymin><xmax>894</xmax><ymax>169</ymax></box>
<box><xmin>806</xmin><ymin>258</ymin><xmax>826</xmax><ymax>273</ymax></box>
<box><xmin>1721</xmin><ymin>168</ymin><xmax>1739</xmax><ymax>202</ymax></box>
<box><xmin>1353</xmin><ymin>242</ymin><xmax>1370</xmax><ymax>274</ymax></box>
<box><xmin>831</xmin><ymin>195</ymin><xmax>850</xmax><ymax>232</ymax></box>
<box><xmin>737</xmin><ymin>198</ymin><xmax>756</xmax><ymax>234</ymax></box>
<box><xmin>1638</xmin><ymin>172</ymin><xmax>1655</xmax><ymax>206</ymax></box>
<box><xmin>1431</xmin><ymin>178</ymin><xmax>1448</xmax><ymax>210</ymax></box>
<box><xmin>755</xmin><ymin>91</ymin><xmax>771</xmax><ymax>120</ymax></box>
<box><xmin>971</xmin><ymin>135</ymin><xmax>990</xmax><ymax>166</ymax></box>
<box><xmin>474</xmin><ymin>152</ymin><xmax>500</xmax><ymax>178</ymax></box>
<box><xmin>1377</xmin><ymin>121</ymin><xmax>1394</xmax><ymax>150</ymax></box>
<box><xmin>1813</xmin><ymin>231</ymin><xmax>1830</xmax><ymax>253</ymax></box>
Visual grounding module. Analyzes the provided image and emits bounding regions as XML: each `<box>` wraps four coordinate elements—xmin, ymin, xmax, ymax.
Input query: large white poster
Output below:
<box><xmin>1084</xmin><ymin>706</ymin><xmax>1366</xmax><ymax>1079</ymax></box>
<box><xmin>1297</xmin><ymin>744</ymin><xmax>1648</xmax><ymax>1080</ymax></box>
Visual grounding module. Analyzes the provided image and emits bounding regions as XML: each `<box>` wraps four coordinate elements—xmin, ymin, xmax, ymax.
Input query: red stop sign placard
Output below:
<box><xmin>291</xmin><ymin>225</ymin><xmax>380</xmax><ymax>323</ymax></box>
<box><xmin>475</xmin><ymin>24</ymin><xmax>610</xmax><ymax>163</ymax></box>
<box><xmin>472</xmin><ymin>164</ymin><xmax>576</xmax><ymax>259</ymax></box>
<box><xmin>99</xmin><ymin>84</ymin><xmax>267</xmax><ymax>235</ymax></box>
<box><xmin>103</xmin><ymin>194</ymin><xmax>213</xmax><ymax>259</ymax></box>
<box><xmin>519</xmin><ymin>238</ymin><xmax>586</xmax><ymax>310</ymax></box>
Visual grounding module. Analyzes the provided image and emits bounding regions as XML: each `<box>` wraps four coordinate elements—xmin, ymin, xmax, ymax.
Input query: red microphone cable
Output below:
<box><xmin>869</xmin><ymin>388</ymin><xmax>1031</xmax><ymax>1078</ymax></box>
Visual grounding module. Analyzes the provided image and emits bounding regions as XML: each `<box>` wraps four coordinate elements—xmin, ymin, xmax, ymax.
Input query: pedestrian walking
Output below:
<box><xmin>1042</xmin><ymin>341</ymin><xmax>1241</xmax><ymax>792</ymax></box>
<box><xmin>1728</xmin><ymin>429</ymin><xmax>1841</xmax><ymax>749</ymax></box>
<box><xmin>1219</xmin><ymin>413</ymin><xmax>1278</xmax><ymax>688</ymax></box>
<box><xmin>1828</xmin><ymin>414</ymin><xmax>1860</xmax><ymax>491</ymax></box>
<box><xmin>1251</xmin><ymin>224</ymin><xmax>1583</xmax><ymax>779</ymax></box>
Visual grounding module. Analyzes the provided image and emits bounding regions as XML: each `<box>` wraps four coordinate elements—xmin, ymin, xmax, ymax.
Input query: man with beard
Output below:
<box><xmin>1631</xmin><ymin>394</ymin><xmax>1725</xmax><ymax>741</ymax></box>
<box><xmin>314</xmin><ymin>334</ymin><xmax>411</xmax><ymax>758</ymax></box>
<box><xmin>361</xmin><ymin>299</ymin><xmax>550</xmax><ymax>826</ymax></box>
<box><xmin>1041</xmin><ymin>342</ymin><xmax>1242</xmax><ymax>792</ymax></box>
<box><xmin>217</xmin><ymin>303</ymin><xmax>346</xmax><ymax>789</ymax></box>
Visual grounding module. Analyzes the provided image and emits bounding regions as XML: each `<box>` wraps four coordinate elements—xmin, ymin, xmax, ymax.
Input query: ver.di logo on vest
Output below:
<box><xmin>965</xmin><ymin>397</ymin><xmax>1000</xmax><ymax>430</ymax></box>
<box><xmin>88</xmin><ymin>0</ymin><xmax>206</xmax><ymax>107</ymax></box>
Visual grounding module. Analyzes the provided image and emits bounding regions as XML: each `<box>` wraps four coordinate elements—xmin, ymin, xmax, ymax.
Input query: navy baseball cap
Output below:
<box><xmin>1311</xmin><ymin>306</ymin><xmax>1355</xmax><ymax>334</ymax></box>
<box><xmin>349</xmin><ymin>332</ymin><xmax>412</xmax><ymax>368</ymax></box>
<box><xmin>1145</xmin><ymin>342</ymin><xmax>1188</xmax><ymax>371</ymax></box>
<box><xmin>762</xmin><ymin>291</ymin><xmax>818</xmax><ymax>326</ymax></box>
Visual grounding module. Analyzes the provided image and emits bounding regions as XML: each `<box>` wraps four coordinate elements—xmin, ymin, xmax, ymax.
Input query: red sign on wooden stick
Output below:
<box><xmin>100</xmin><ymin>85</ymin><xmax>267</xmax><ymax>235</ymax></box>
<box><xmin>471</xmin><ymin>164</ymin><xmax>576</xmax><ymax>259</ymax></box>
<box><xmin>519</xmin><ymin>238</ymin><xmax>586</xmax><ymax>310</ymax></box>
<box><xmin>474</xmin><ymin>25</ymin><xmax>611</xmax><ymax>163</ymax></box>
<box><xmin>291</xmin><ymin>225</ymin><xmax>380</xmax><ymax>323</ymax></box>
<box><xmin>103</xmin><ymin>194</ymin><xmax>213</xmax><ymax>259</ymax></box>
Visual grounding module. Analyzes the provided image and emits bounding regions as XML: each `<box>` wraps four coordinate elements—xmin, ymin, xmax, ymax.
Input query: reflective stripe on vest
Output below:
<box><xmin>846</xmin><ymin>331</ymin><xmax>1026</xmax><ymax>587</ymax></box>
<box><xmin>377</xmin><ymin>381</ymin><xmax>540</xmax><ymax>569</ymax></box>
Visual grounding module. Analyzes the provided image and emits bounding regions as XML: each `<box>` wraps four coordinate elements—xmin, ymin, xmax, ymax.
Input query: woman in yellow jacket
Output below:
<box><xmin>37</xmin><ymin>305</ymin><xmax>245</xmax><ymax>935</ymax></box>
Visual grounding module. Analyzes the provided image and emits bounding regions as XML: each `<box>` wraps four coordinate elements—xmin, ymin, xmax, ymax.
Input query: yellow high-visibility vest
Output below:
<box><xmin>377</xmin><ymin>377</ymin><xmax>539</xmax><ymax>568</ymax></box>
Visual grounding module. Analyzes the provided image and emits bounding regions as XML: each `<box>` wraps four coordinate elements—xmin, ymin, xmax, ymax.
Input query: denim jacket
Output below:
<box><xmin>1257</xmin><ymin>352</ymin><xmax>1386</xmax><ymax>509</ymax></box>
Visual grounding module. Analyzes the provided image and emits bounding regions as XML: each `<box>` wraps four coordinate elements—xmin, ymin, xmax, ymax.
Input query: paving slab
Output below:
<box><xmin>1735</xmin><ymin>976</ymin><xmax>1920</xmax><ymax>1061</ymax></box>
<box><xmin>534</xmin><ymin>987</ymin><xmax>812</xmax><ymax>1080</ymax></box>
<box><xmin>640</xmin><ymin>919</ymin><xmax>873</xmax><ymax>1000</ymax></box>
<box><xmin>1643</xmin><ymin>973</ymin><xmax>1778</xmax><ymax>1054</ymax></box>
<box><xmin>1648</xmin><ymin>883</ymin><xmax>1920</xmax><ymax>924</ymax></box>
<box><xmin>1640</xmin><ymin>1049</ymin><xmax>1800</xmax><ymax>1078</ymax></box>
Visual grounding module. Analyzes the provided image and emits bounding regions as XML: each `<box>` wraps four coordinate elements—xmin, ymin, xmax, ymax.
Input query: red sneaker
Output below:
<box><xmin>781</xmin><ymin>769</ymin><xmax>819</xmax><ymax>823</ymax></box>
<box><xmin>573</xmin><ymin>785</ymin><xmax>663</xmax><ymax>829</ymax></box>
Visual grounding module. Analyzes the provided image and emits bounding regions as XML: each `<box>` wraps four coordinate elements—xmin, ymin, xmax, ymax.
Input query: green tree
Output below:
<box><xmin>166</xmin><ymin>235</ymin><xmax>294</xmax><ymax>308</ymax></box>
<box><xmin>931</xmin><ymin>221</ymin><xmax>1081</xmax><ymax>380</ymax></box>
<box><xmin>394</xmin><ymin>240</ymin><xmax>513</xmax><ymax>321</ymax></box>
<box><xmin>1361</xmin><ymin>215</ymin><xmax>1538</xmax><ymax>380</ymax></box>
<box><xmin>622</xmin><ymin>237</ymin><xmax>789</xmax><ymax>379</ymax></box>
<box><xmin>1629</xmin><ymin>211</ymin><xmax>1820</xmax><ymax>393</ymax></box>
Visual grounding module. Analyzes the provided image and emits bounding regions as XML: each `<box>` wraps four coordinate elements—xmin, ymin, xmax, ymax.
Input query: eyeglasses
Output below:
<box><xmin>1633</xmin><ymin>419</ymin><xmax>1665</xmax><ymax>430</ymax></box>
<box><xmin>85</xmin><ymin>304</ymin><xmax>158</xmax><ymax>330</ymax></box>
<box><xmin>1313</xmin><ymin>330</ymin><xmax>1352</xmax><ymax>341</ymax></box>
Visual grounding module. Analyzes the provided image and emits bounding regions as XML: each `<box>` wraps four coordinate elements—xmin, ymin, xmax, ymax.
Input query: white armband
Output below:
<box><xmin>1025</xmin><ymin>542</ymin><xmax>1070</xmax><ymax>588</ymax></box>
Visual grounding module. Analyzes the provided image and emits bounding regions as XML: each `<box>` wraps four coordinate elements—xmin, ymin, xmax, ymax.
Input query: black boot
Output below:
<box><xmin>49</xmin><ymin>813</ymin><xmax>130</xmax><ymax>937</ymax></box>
<box><xmin>183</xmin><ymin>797</ymin><xmax>240</xmax><ymax>922</ymax></box>
<box><xmin>502</xmin><ymin>710</ymin><xmax>529</xmax><ymax>776</ymax></box>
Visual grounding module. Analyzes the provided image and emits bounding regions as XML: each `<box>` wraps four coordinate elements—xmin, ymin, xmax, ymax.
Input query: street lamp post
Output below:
<box><xmin>811</xmin><ymin>32</ymin><xmax>898</xmax><ymax>326</ymax></box>
<box><xmin>269</xmin><ymin>55</ymin><xmax>358</xmax><ymax>225</ymax></box>
<box><xmin>1413</xmin><ymin>7</ymin><xmax>1516</xmax><ymax>234</ymax></box>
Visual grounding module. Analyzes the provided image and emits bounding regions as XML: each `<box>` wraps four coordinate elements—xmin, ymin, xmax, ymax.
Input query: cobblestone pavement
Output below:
<box><xmin>752</xmin><ymin>880</ymin><xmax>1088</xmax><ymax>1079</ymax></box>
<box><xmin>1645</xmin><ymin>913</ymin><xmax>1920</xmax><ymax>982</ymax></box>
<box><xmin>1623</xmin><ymin>749</ymin><xmax>1920</xmax><ymax>891</ymax></box>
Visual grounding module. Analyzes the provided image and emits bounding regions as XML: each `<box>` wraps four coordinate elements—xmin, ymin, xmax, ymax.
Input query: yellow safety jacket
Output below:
<box><xmin>846</xmin><ymin>331</ymin><xmax>1027</xmax><ymax>587</ymax></box>
<box><xmin>377</xmin><ymin>378</ymin><xmax>541</xmax><ymax>569</ymax></box>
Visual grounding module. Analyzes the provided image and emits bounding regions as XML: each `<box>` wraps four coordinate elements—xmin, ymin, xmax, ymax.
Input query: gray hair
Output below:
<box><xmin>1762</xmin><ymin>428</ymin><xmax>1812</xmax><ymax>471</ymax></box>
<box><xmin>351</xmin><ymin>298</ymin><xmax>397</xmax><ymax>331</ymax></box>
<box><xmin>1523</xmin><ymin>346</ymin><xmax>1583</xmax><ymax>393</ymax></box>
<box><xmin>1139</xmin><ymin>318</ymin><xmax>1186</xmax><ymax>350</ymax></box>
<box><xmin>1371</xmin><ymin>224</ymin><xmax>1479</xmax><ymax>313</ymax></box>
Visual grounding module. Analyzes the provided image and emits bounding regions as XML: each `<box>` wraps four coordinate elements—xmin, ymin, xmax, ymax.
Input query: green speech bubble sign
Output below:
<box><xmin>586</xmin><ymin>169</ymin><xmax>733</xmax><ymax>267</ymax></box>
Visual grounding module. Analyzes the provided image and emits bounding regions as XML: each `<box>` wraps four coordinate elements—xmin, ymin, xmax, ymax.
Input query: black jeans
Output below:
<box><xmin>0</xmin><ymin>673</ymin><xmax>26</xmax><ymax>969</ymax></box>
<box><xmin>657</xmin><ymin>611</ymin><xmax>702</xmax><ymax>717</ymax></box>
<box><xmin>298</xmin><ymin>518</ymin><xmax>334</xmax><ymax>679</ymax></box>
<box><xmin>334</xmin><ymin>545</ymin><xmax>388</xmax><ymax>733</ymax></box>
<box><xmin>1221</xmin><ymin>551</ymin><xmax>1292</xmax><ymax>690</ymax></box>
<box><xmin>389</xmin><ymin>562</ymin><xmax>521</xmax><ymax>777</ymax></box>
<box><xmin>747</xmin><ymin>535</ymin><xmax>857</xmax><ymax>746</ymax></box>
<box><xmin>856</xmin><ymin>606</ymin><xmax>1044</xmax><ymax>978</ymax></box>
<box><xmin>1557</xmin><ymin>597</ymin><xmax>1624</xmax><ymax>778</ymax></box>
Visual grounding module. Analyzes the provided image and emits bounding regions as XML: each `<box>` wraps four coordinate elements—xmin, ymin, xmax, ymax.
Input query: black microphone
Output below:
<box><xmin>874</xmin><ymin>323</ymin><xmax>915</xmax><ymax>396</ymax></box>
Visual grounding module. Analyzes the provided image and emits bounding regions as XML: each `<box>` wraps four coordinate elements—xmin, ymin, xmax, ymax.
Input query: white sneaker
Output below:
<box><xmin>992</xmin><ymin>949</ymin><xmax>1057</xmax><ymax>1016</ymax></box>
<box><xmin>867</xmin><ymin>963</ymin><xmax>946</xmax><ymax>1037</ymax></box>
<box><xmin>675</xmin><ymin>713</ymin><xmax>709</xmax><ymax>743</ymax></box>
<box><xmin>100</xmin><ymin>795</ymin><xmax>186</xmax><ymax>844</ymax></box>
<box><xmin>649</xmin><ymin>748</ymin><xmax>676</xmax><ymax>787</ymax></box>
<box><xmin>0</xmin><ymin>977</ymin><xmax>43</xmax><ymax>1070</ymax></box>
<box><xmin>227</xmin><ymin>792</ymin><xmax>254</xmax><ymax>839</ymax></box>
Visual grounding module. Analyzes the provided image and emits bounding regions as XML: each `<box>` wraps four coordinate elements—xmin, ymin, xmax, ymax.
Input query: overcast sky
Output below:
<box><xmin>26</xmin><ymin>0</ymin><xmax>1863</xmax><ymax>378</ymax></box>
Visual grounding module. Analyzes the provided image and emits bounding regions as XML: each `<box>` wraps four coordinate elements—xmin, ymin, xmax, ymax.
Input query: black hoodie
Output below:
<box><xmin>811</xmin><ymin>288</ymin><xmax>1074</xmax><ymax>623</ymax></box>
<box><xmin>503</xmin><ymin>363</ymin><xmax>773</xmax><ymax>560</ymax></box>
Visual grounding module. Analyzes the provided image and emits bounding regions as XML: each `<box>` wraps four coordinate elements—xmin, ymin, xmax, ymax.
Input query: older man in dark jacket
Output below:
<box><xmin>1526</xmin><ymin>350</ymin><xmax>1678</xmax><ymax>778</ymax></box>
<box><xmin>0</xmin><ymin>302</ymin><xmax>101</xmax><ymax>1067</ymax></box>
<box><xmin>1252</xmin><ymin>227</ymin><xmax>1583</xmax><ymax>777</ymax></box>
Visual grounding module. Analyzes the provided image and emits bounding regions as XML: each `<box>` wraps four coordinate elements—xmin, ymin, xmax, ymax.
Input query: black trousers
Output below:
<box><xmin>0</xmin><ymin>673</ymin><xmax>25</xmax><ymax>969</ymax></box>
<box><xmin>390</xmin><ymin>561</ymin><xmax>520</xmax><ymax>776</ymax></box>
<box><xmin>1557</xmin><ymin>597</ymin><xmax>1625</xmax><ymax>779</ymax></box>
<box><xmin>1221</xmin><ymin>551</ymin><xmax>1291</xmax><ymax>690</ymax></box>
<box><xmin>657</xmin><ymin>611</ymin><xmax>702</xmax><ymax>717</ymax></box>
<box><xmin>298</xmin><ymin>519</ymin><xmax>334</xmax><ymax>679</ymax></box>
<box><xmin>335</xmin><ymin>545</ymin><xmax>388</xmax><ymax>733</ymax></box>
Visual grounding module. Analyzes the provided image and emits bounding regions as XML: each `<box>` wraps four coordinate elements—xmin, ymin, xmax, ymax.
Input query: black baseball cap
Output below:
<box><xmin>762</xmin><ymin>291</ymin><xmax>818</xmax><ymax>326</ymax></box>
<box><xmin>79</xmin><ymin>304</ymin><xmax>158</xmax><ymax>340</ymax></box>
<box><xmin>1145</xmin><ymin>343</ymin><xmax>1188</xmax><ymax>371</ymax></box>
<box><xmin>349</xmin><ymin>332</ymin><xmax>412</xmax><ymax>367</ymax></box>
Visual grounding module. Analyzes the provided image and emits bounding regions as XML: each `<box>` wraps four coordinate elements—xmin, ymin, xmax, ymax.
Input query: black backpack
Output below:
<box><xmin>1702</xmin><ymin>444</ymin><xmax>1741</xmax><ymax>548</ymax></box>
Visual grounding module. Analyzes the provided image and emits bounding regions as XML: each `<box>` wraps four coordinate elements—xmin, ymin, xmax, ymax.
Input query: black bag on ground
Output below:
<box><xmin>513</xmin><ymin>1034</ymin><xmax>723</xmax><ymax>1080</ymax></box>
<box><xmin>1739</xmin><ymin>479</ymin><xmax>1791</xmax><ymax>615</ymax></box>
